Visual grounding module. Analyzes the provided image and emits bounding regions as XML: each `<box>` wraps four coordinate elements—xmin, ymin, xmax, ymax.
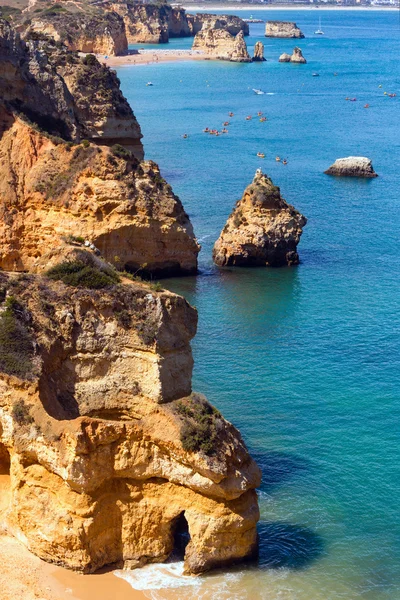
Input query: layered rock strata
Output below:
<box><xmin>192</xmin><ymin>24</ymin><xmax>251</xmax><ymax>62</ymax></box>
<box><xmin>324</xmin><ymin>157</ymin><xmax>378</xmax><ymax>178</ymax></box>
<box><xmin>252</xmin><ymin>41</ymin><xmax>266</xmax><ymax>62</ymax></box>
<box><xmin>0</xmin><ymin>264</ymin><xmax>261</xmax><ymax>574</ymax></box>
<box><xmin>188</xmin><ymin>13</ymin><xmax>249</xmax><ymax>37</ymax></box>
<box><xmin>0</xmin><ymin>20</ymin><xmax>199</xmax><ymax>277</ymax></box>
<box><xmin>0</xmin><ymin>21</ymin><xmax>143</xmax><ymax>155</ymax></box>
<box><xmin>279</xmin><ymin>47</ymin><xmax>306</xmax><ymax>64</ymax></box>
<box><xmin>265</xmin><ymin>21</ymin><xmax>304</xmax><ymax>38</ymax></box>
<box><xmin>213</xmin><ymin>169</ymin><xmax>307</xmax><ymax>267</ymax></box>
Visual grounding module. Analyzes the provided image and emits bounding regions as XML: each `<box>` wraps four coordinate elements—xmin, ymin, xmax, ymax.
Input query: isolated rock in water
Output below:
<box><xmin>279</xmin><ymin>47</ymin><xmax>306</xmax><ymax>63</ymax></box>
<box><xmin>192</xmin><ymin>22</ymin><xmax>251</xmax><ymax>62</ymax></box>
<box><xmin>325</xmin><ymin>157</ymin><xmax>378</xmax><ymax>178</ymax></box>
<box><xmin>213</xmin><ymin>170</ymin><xmax>307</xmax><ymax>267</ymax></box>
<box><xmin>279</xmin><ymin>52</ymin><xmax>292</xmax><ymax>63</ymax></box>
<box><xmin>252</xmin><ymin>41</ymin><xmax>266</xmax><ymax>62</ymax></box>
<box><xmin>290</xmin><ymin>47</ymin><xmax>307</xmax><ymax>63</ymax></box>
<box><xmin>265</xmin><ymin>21</ymin><xmax>304</xmax><ymax>38</ymax></box>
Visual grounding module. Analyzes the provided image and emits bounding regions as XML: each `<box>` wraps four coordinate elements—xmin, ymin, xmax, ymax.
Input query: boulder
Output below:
<box><xmin>265</xmin><ymin>21</ymin><xmax>304</xmax><ymax>38</ymax></box>
<box><xmin>279</xmin><ymin>47</ymin><xmax>306</xmax><ymax>63</ymax></box>
<box><xmin>324</xmin><ymin>157</ymin><xmax>378</xmax><ymax>178</ymax></box>
<box><xmin>252</xmin><ymin>41</ymin><xmax>266</xmax><ymax>62</ymax></box>
<box><xmin>213</xmin><ymin>170</ymin><xmax>307</xmax><ymax>267</ymax></box>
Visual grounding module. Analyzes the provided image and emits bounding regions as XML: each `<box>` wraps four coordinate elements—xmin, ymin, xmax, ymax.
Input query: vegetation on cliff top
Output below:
<box><xmin>46</xmin><ymin>260</ymin><xmax>120</xmax><ymax>289</ymax></box>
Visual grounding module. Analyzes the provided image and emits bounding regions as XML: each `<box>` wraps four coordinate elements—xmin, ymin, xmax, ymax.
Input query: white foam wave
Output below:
<box><xmin>114</xmin><ymin>561</ymin><xmax>201</xmax><ymax>591</ymax></box>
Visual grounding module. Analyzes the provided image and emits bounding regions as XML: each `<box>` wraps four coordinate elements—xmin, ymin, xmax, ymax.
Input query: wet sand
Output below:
<box><xmin>0</xmin><ymin>473</ymin><xmax>146</xmax><ymax>600</ymax></box>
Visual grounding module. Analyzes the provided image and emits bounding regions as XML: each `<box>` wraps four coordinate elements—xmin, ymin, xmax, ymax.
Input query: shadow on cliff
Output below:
<box><xmin>257</xmin><ymin>521</ymin><xmax>325</xmax><ymax>570</ymax></box>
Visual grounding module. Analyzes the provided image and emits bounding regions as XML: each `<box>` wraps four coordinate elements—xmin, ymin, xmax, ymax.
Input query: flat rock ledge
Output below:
<box><xmin>325</xmin><ymin>157</ymin><xmax>378</xmax><ymax>178</ymax></box>
<box><xmin>213</xmin><ymin>169</ymin><xmax>307</xmax><ymax>267</ymax></box>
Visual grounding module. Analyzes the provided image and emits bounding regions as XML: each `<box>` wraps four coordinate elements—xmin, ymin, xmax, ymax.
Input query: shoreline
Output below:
<box><xmin>181</xmin><ymin>4</ymin><xmax>399</xmax><ymax>10</ymax></box>
<box><xmin>100</xmin><ymin>49</ymin><xmax>209</xmax><ymax>68</ymax></box>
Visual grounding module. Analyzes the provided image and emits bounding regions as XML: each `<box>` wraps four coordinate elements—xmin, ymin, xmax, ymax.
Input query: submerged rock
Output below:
<box><xmin>279</xmin><ymin>47</ymin><xmax>306</xmax><ymax>64</ymax></box>
<box><xmin>213</xmin><ymin>170</ymin><xmax>307</xmax><ymax>267</ymax></box>
<box><xmin>324</xmin><ymin>157</ymin><xmax>378</xmax><ymax>178</ymax></box>
<box><xmin>265</xmin><ymin>21</ymin><xmax>304</xmax><ymax>38</ymax></box>
<box><xmin>252</xmin><ymin>41</ymin><xmax>266</xmax><ymax>62</ymax></box>
<box><xmin>192</xmin><ymin>22</ymin><xmax>251</xmax><ymax>62</ymax></box>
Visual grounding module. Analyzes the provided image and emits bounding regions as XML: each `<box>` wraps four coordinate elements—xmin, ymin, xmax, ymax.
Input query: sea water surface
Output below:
<box><xmin>115</xmin><ymin>10</ymin><xmax>400</xmax><ymax>599</ymax></box>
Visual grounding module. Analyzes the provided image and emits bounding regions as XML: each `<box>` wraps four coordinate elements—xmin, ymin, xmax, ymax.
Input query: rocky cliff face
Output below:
<box><xmin>188</xmin><ymin>13</ymin><xmax>249</xmax><ymax>36</ymax></box>
<box><xmin>192</xmin><ymin>22</ymin><xmax>251</xmax><ymax>62</ymax></box>
<box><xmin>213</xmin><ymin>170</ymin><xmax>307</xmax><ymax>267</ymax></box>
<box><xmin>0</xmin><ymin>22</ymin><xmax>142</xmax><ymax>155</ymax></box>
<box><xmin>107</xmin><ymin>2</ymin><xmax>170</xmax><ymax>44</ymax></box>
<box><xmin>0</xmin><ymin>18</ymin><xmax>260</xmax><ymax>576</ymax></box>
<box><xmin>22</xmin><ymin>11</ymin><xmax>128</xmax><ymax>56</ymax></box>
<box><xmin>324</xmin><ymin>156</ymin><xmax>378</xmax><ymax>178</ymax></box>
<box><xmin>279</xmin><ymin>47</ymin><xmax>306</xmax><ymax>64</ymax></box>
<box><xmin>265</xmin><ymin>21</ymin><xmax>304</xmax><ymax>38</ymax></box>
<box><xmin>0</xmin><ymin>265</ymin><xmax>260</xmax><ymax>574</ymax></box>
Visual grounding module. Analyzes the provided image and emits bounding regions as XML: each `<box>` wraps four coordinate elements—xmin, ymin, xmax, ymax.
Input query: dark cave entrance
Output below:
<box><xmin>0</xmin><ymin>443</ymin><xmax>10</xmax><ymax>475</ymax></box>
<box><xmin>170</xmin><ymin>512</ymin><xmax>190</xmax><ymax>561</ymax></box>
<box><xmin>0</xmin><ymin>443</ymin><xmax>11</xmax><ymax>516</ymax></box>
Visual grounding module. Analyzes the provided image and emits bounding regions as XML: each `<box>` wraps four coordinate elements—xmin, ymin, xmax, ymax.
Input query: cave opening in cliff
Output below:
<box><xmin>0</xmin><ymin>442</ymin><xmax>10</xmax><ymax>475</ymax></box>
<box><xmin>171</xmin><ymin>512</ymin><xmax>190</xmax><ymax>561</ymax></box>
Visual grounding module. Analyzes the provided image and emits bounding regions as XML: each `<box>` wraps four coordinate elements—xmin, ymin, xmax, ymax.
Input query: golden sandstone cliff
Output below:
<box><xmin>0</xmin><ymin>19</ymin><xmax>261</xmax><ymax>576</ymax></box>
<box><xmin>192</xmin><ymin>22</ymin><xmax>251</xmax><ymax>63</ymax></box>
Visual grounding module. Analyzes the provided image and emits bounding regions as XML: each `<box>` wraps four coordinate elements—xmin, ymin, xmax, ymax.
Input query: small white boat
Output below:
<box><xmin>146</xmin><ymin>82</ymin><xmax>153</xmax><ymax>86</ymax></box>
<box><xmin>312</xmin><ymin>72</ymin><xmax>320</xmax><ymax>77</ymax></box>
<box><xmin>253</xmin><ymin>89</ymin><xmax>265</xmax><ymax>95</ymax></box>
<box><xmin>315</xmin><ymin>17</ymin><xmax>324</xmax><ymax>35</ymax></box>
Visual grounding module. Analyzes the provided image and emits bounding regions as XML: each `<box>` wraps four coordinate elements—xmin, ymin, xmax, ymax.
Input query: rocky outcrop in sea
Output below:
<box><xmin>265</xmin><ymin>21</ymin><xmax>305</xmax><ymax>39</ymax></box>
<box><xmin>192</xmin><ymin>21</ymin><xmax>251</xmax><ymax>62</ymax></box>
<box><xmin>252</xmin><ymin>41</ymin><xmax>266</xmax><ymax>62</ymax></box>
<box><xmin>279</xmin><ymin>47</ymin><xmax>307</xmax><ymax>63</ymax></box>
<box><xmin>213</xmin><ymin>170</ymin><xmax>307</xmax><ymax>267</ymax></box>
<box><xmin>324</xmin><ymin>157</ymin><xmax>378</xmax><ymax>178</ymax></box>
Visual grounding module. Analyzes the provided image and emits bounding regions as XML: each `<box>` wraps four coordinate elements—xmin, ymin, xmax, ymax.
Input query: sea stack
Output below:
<box><xmin>192</xmin><ymin>21</ymin><xmax>251</xmax><ymax>62</ymax></box>
<box><xmin>325</xmin><ymin>157</ymin><xmax>378</xmax><ymax>178</ymax></box>
<box><xmin>279</xmin><ymin>47</ymin><xmax>306</xmax><ymax>64</ymax></box>
<box><xmin>213</xmin><ymin>170</ymin><xmax>307</xmax><ymax>267</ymax></box>
<box><xmin>265</xmin><ymin>21</ymin><xmax>304</xmax><ymax>39</ymax></box>
<box><xmin>252</xmin><ymin>41</ymin><xmax>266</xmax><ymax>62</ymax></box>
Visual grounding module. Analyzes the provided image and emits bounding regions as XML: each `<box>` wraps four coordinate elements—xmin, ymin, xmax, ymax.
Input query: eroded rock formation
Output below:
<box><xmin>23</xmin><ymin>11</ymin><xmax>128</xmax><ymax>56</ymax></box>
<box><xmin>279</xmin><ymin>47</ymin><xmax>306</xmax><ymax>64</ymax></box>
<box><xmin>0</xmin><ymin>21</ymin><xmax>199</xmax><ymax>277</ymax></box>
<box><xmin>0</xmin><ymin>18</ymin><xmax>260</xmax><ymax>576</ymax></box>
<box><xmin>324</xmin><ymin>157</ymin><xmax>378</xmax><ymax>178</ymax></box>
<box><xmin>266</xmin><ymin>21</ymin><xmax>304</xmax><ymax>38</ymax></box>
<box><xmin>193</xmin><ymin>23</ymin><xmax>251</xmax><ymax>62</ymax></box>
<box><xmin>0</xmin><ymin>261</ymin><xmax>260</xmax><ymax>574</ymax></box>
<box><xmin>213</xmin><ymin>169</ymin><xmax>307</xmax><ymax>267</ymax></box>
<box><xmin>106</xmin><ymin>2</ymin><xmax>170</xmax><ymax>44</ymax></box>
<box><xmin>252</xmin><ymin>41</ymin><xmax>266</xmax><ymax>62</ymax></box>
<box><xmin>189</xmin><ymin>13</ymin><xmax>249</xmax><ymax>37</ymax></box>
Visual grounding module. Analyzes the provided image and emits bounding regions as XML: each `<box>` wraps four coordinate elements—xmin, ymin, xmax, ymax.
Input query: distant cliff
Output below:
<box><xmin>265</xmin><ymin>21</ymin><xmax>305</xmax><ymax>38</ymax></box>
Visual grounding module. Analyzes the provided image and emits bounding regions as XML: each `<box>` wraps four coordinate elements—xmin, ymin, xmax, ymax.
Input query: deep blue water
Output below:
<box><xmin>116</xmin><ymin>10</ymin><xmax>400</xmax><ymax>599</ymax></box>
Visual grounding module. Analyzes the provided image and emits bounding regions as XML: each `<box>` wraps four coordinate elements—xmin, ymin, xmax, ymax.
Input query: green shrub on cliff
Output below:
<box><xmin>176</xmin><ymin>394</ymin><xmax>221</xmax><ymax>455</ymax></box>
<box><xmin>0</xmin><ymin>297</ymin><xmax>35</xmax><ymax>379</ymax></box>
<box><xmin>46</xmin><ymin>261</ymin><xmax>120</xmax><ymax>289</ymax></box>
<box><xmin>111</xmin><ymin>144</ymin><xmax>132</xmax><ymax>160</ymax></box>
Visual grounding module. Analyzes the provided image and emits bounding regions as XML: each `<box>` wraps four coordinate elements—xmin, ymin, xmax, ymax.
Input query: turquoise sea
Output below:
<box><xmin>115</xmin><ymin>10</ymin><xmax>400</xmax><ymax>599</ymax></box>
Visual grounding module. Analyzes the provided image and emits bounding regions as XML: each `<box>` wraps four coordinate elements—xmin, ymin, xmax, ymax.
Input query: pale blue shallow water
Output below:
<box><xmin>116</xmin><ymin>10</ymin><xmax>400</xmax><ymax>599</ymax></box>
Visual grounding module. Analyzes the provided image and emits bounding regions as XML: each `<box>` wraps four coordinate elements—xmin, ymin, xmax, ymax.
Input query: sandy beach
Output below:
<box><xmin>100</xmin><ymin>49</ymin><xmax>208</xmax><ymax>68</ymax></box>
<box><xmin>0</xmin><ymin>474</ymin><xmax>146</xmax><ymax>600</ymax></box>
